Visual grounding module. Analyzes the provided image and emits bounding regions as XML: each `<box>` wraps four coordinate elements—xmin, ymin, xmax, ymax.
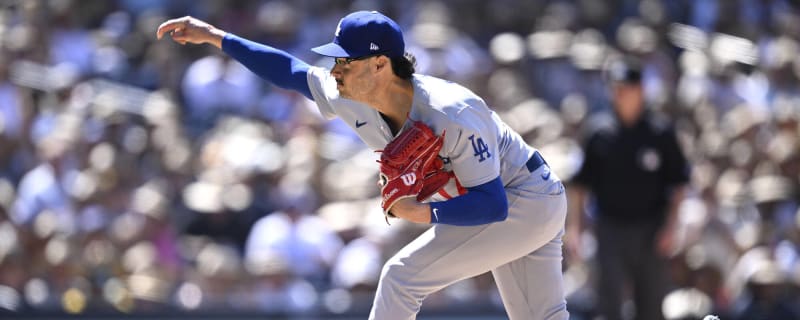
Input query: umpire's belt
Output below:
<box><xmin>526</xmin><ymin>151</ymin><xmax>547</xmax><ymax>173</ymax></box>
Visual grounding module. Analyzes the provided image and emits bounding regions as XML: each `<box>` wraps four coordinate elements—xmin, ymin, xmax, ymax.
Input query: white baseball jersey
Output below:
<box><xmin>306</xmin><ymin>66</ymin><xmax>536</xmax><ymax>195</ymax></box>
<box><xmin>306</xmin><ymin>66</ymin><xmax>568</xmax><ymax>320</ymax></box>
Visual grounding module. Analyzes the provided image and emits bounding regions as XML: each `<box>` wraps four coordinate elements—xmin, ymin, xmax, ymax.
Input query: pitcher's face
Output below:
<box><xmin>331</xmin><ymin>55</ymin><xmax>381</xmax><ymax>101</ymax></box>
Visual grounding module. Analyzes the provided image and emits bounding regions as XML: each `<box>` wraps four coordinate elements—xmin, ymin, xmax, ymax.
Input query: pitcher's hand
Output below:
<box><xmin>388</xmin><ymin>198</ymin><xmax>431</xmax><ymax>224</ymax></box>
<box><xmin>156</xmin><ymin>16</ymin><xmax>226</xmax><ymax>48</ymax></box>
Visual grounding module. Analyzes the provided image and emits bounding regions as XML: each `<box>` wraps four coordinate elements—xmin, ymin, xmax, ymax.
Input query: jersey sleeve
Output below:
<box><xmin>306</xmin><ymin>66</ymin><xmax>339</xmax><ymax>120</ymax></box>
<box><xmin>443</xmin><ymin>109</ymin><xmax>501</xmax><ymax>188</ymax></box>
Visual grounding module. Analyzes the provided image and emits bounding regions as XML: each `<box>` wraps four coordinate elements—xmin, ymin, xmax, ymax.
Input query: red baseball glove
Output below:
<box><xmin>377</xmin><ymin>120</ymin><xmax>449</xmax><ymax>221</ymax></box>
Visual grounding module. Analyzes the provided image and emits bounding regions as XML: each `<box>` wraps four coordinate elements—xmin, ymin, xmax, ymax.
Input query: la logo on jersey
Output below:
<box><xmin>468</xmin><ymin>134</ymin><xmax>491</xmax><ymax>162</ymax></box>
<box><xmin>400</xmin><ymin>173</ymin><xmax>417</xmax><ymax>186</ymax></box>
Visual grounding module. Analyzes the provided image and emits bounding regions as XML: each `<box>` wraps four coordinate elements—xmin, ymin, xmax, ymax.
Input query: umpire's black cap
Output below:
<box><xmin>606</xmin><ymin>56</ymin><xmax>642</xmax><ymax>84</ymax></box>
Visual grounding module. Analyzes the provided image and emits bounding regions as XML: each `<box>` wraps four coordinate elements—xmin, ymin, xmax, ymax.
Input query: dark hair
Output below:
<box><xmin>390</xmin><ymin>52</ymin><xmax>416</xmax><ymax>79</ymax></box>
<box><xmin>606</xmin><ymin>56</ymin><xmax>642</xmax><ymax>84</ymax></box>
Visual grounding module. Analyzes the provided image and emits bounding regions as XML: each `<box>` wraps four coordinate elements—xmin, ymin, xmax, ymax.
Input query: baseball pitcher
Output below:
<box><xmin>157</xmin><ymin>10</ymin><xmax>569</xmax><ymax>320</ymax></box>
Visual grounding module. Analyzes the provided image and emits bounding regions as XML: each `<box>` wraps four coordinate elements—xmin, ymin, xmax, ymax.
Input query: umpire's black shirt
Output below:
<box><xmin>573</xmin><ymin>110</ymin><xmax>690</xmax><ymax>223</ymax></box>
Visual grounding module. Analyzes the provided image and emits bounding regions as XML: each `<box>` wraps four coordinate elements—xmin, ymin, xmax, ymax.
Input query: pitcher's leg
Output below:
<box><xmin>492</xmin><ymin>230</ymin><xmax>569</xmax><ymax>320</ymax></box>
<box><xmin>369</xmin><ymin>223</ymin><xmax>522</xmax><ymax>320</ymax></box>
<box><xmin>367</xmin><ymin>229</ymin><xmax>444</xmax><ymax>320</ymax></box>
<box><xmin>369</xmin><ymin>192</ymin><xmax>567</xmax><ymax>320</ymax></box>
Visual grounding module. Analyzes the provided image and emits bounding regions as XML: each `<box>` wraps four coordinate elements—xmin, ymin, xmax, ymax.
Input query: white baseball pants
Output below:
<box><xmin>369</xmin><ymin>170</ymin><xmax>569</xmax><ymax>320</ymax></box>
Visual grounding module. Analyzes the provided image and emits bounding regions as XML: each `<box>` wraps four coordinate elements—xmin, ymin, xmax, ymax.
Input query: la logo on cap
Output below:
<box><xmin>334</xmin><ymin>18</ymin><xmax>342</xmax><ymax>36</ymax></box>
<box><xmin>311</xmin><ymin>11</ymin><xmax>405</xmax><ymax>59</ymax></box>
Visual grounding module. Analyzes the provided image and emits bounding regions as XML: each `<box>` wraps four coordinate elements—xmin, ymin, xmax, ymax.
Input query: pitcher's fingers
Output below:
<box><xmin>156</xmin><ymin>18</ymin><xmax>187</xmax><ymax>39</ymax></box>
<box><xmin>170</xmin><ymin>29</ymin><xmax>188</xmax><ymax>44</ymax></box>
<box><xmin>169</xmin><ymin>30</ymin><xmax>181</xmax><ymax>40</ymax></box>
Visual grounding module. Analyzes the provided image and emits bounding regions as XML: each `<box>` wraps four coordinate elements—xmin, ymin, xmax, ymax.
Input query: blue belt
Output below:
<box><xmin>526</xmin><ymin>151</ymin><xmax>547</xmax><ymax>173</ymax></box>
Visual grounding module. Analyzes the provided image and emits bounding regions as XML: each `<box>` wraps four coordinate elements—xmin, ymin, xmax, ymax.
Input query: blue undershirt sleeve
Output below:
<box><xmin>221</xmin><ymin>33</ymin><xmax>313</xmax><ymax>100</ymax></box>
<box><xmin>429</xmin><ymin>176</ymin><xmax>508</xmax><ymax>226</ymax></box>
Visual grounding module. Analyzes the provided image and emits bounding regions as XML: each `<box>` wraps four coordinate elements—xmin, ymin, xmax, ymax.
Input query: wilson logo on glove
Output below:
<box><xmin>377</xmin><ymin>119</ymin><xmax>450</xmax><ymax>223</ymax></box>
<box><xmin>400</xmin><ymin>173</ymin><xmax>417</xmax><ymax>186</ymax></box>
<box><xmin>383</xmin><ymin>188</ymin><xmax>399</xmax><ymax>202</ymax></box>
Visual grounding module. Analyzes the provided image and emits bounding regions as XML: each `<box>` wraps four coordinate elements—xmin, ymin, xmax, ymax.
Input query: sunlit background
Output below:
<box><xmin>0</xmin><ymin>0</ymin><xmax>798</xmax><ymax>319</ymax></box>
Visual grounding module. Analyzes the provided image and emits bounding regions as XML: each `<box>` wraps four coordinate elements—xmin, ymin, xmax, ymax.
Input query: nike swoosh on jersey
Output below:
<box><xmin>432</xmin><ymin>208</ymin><xmax>440</xmax><ymax>221</ymax></box>
<box><xmin>355</xmin><ymin>120</ymin><xmax>368</xmax><ymax>128</ymax></box>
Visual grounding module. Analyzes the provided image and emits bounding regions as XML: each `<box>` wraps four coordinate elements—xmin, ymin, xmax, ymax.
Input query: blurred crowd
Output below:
<box><xmin>0</xmin><ymin>0</ymin><xmax>798</xmax><ymax>319</ymax></box>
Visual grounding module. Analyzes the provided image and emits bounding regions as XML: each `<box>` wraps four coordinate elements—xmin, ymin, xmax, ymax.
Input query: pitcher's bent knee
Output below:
<box><xmin>371</xmin><ymin>260</ymin><xmax>428</xmax><ymax>317</ymax></box>
<box><xmin>378</xmin><ymin>260</ymin><xmax>420</xmax><ymax>294</ymax></box>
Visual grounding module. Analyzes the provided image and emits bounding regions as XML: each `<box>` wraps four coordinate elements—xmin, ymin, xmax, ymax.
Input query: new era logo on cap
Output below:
<box><xmin>312</xmin><ymin>11</ymin><xmax>405</xmax><ymax>59</ymax></box>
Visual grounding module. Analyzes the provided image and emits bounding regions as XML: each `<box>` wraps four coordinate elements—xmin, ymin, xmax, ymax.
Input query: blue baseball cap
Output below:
<box><xmin>312</xmin><ymin>11</ymin><xmax>405</xmax><ymax>58</ymax></box>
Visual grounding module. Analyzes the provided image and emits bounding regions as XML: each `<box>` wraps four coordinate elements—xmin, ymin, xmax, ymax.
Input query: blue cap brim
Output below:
<box><xmin>311</xmin><ymin>42</ymin><xmax>351</xmax><ymax>58</ymax></box>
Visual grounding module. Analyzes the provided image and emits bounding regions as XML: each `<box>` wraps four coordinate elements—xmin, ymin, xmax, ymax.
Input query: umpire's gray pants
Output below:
<box><xmin>369</xmin><ymin>170</ymin><xmax>569</xmax><ymax>320</ymax></box>
<box><xmin>595</xmin><ymin>219</ymin><xmax>670</xmax><ymax>320</ymax></box>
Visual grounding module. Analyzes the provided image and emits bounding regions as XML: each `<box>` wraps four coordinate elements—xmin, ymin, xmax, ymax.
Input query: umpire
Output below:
<box><xmin>566</xmin><ymin>57</ymin><xmax>690</xmax><ymax>320</ymax></box>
